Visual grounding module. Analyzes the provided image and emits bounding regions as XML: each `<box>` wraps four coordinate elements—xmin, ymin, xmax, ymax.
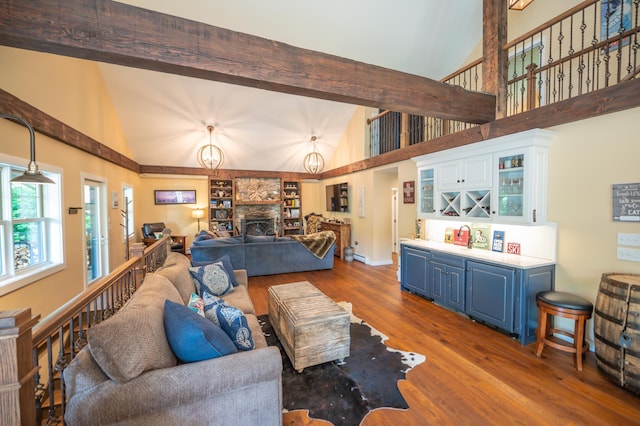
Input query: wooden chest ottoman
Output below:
<box><xmin>268</xmin><ymin>281</ymin><xmax>350</xmax><ymax>372</ymax></box>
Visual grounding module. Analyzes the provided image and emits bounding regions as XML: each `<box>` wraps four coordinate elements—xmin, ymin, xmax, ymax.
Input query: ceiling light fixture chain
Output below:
<box><xmin>303</xmin><ymin>135</ymin><xmax>325</xmax><ymax>174</ymax></box>
<box><xmin>197</xmin><ymin>124</ymin><xmax>224</xmax><ymax>170</ymax></box>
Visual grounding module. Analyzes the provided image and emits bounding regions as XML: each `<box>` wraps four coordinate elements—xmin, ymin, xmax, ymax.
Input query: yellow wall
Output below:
<box><xmin>0</xmin><ymin>47</ymin><xmax>139</xmax><ymax>317</ymax></box>
<box><xmin>138</xmin><ymin>175</ymin><xmax>210</xmax><ymax>245</ymax></box>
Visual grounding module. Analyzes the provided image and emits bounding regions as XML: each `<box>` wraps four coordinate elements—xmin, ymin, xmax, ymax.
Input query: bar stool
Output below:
<box><xmin>535</xmin><ymin>291</ymin><xmax>593</xmax><ymax>371</ymax></box>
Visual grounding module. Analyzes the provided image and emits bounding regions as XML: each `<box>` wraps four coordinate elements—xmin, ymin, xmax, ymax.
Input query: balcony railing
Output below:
<box><xmin>369</xmin><ymin>0</ymin><xmax>639</xmax><ymax>156</ymax></box>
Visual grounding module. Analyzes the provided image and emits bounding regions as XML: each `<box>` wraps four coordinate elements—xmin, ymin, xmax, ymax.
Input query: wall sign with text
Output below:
<box><xmin>612</xmin><ymin>183</ymin><xmax>640</xmax><ymax>222</ymax></box>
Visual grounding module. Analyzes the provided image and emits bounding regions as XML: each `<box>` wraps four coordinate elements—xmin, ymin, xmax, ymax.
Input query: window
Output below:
<box><xmin>122</xmin><ymin>185</ymin><xmax>134</xmax><ymax>240</ymax></box>
<box><xmin>0</xmin><ymin>157</ymin><xmax>63</xmax><ymax>296</ymax></box>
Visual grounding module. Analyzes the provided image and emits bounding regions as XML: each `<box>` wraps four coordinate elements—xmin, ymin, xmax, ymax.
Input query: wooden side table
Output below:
<box><xmin>319</xmin><ymin>221</ymin><xmax>351</xmax><ymax>260</ymax></box>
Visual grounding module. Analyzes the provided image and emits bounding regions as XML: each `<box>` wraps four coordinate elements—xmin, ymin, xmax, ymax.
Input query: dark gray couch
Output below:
<box><xmin>190</xmin><ymin>234</ymin><xmax>335</xmax><ymax>277</ymax></box>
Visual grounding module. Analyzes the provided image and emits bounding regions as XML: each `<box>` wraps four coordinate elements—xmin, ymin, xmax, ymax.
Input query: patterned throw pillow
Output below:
<box><xmin>187</xmin><ymin>293</ymin><xmax>205</xmax><ymax>317</ymax></box>
<box><xmin>201</xmin><ymin>290</ymin><xmax>254</xmax><ymax>351</ymax></box>
<box><xmin>189</xmin><ymin>261</ymin><xmax>233</xmax><ymax>296</ymax></box>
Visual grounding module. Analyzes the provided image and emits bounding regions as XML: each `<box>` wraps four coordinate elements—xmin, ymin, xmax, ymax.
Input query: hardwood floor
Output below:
<box><xmin>247</xmin><ymin>255</ymin><xmax>640</xmax><ymax>426</ymax></box>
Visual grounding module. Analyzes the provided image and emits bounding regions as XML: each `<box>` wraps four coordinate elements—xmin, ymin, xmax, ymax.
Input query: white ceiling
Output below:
<box><xmin>103</xmin><ymin>0</ymin><xmax>482</xmax><ymax>172</ymax></box>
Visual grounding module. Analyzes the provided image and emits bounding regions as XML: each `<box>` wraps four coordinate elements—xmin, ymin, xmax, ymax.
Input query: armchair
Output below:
<box><xmin>141</xmin><ymin>222</ymin><xmax>186</xmax><ymax>254</ymax></box>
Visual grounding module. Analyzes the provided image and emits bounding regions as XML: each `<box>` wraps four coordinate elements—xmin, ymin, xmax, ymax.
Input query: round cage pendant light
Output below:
<box><xmin>197</xmin><ymin>125</ymin><xmax>224</xmax><ymax>170</ymax></box>
<box><xmin>303</xmin><ymin>135</ymin><xmax>325</xmax><ymax>174</ymax></box>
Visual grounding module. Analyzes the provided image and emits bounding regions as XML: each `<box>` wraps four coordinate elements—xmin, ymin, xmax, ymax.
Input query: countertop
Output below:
<box><xmin>400</xmin><ymin>239</ymin><xmax>555</xmax><ymax>269</ymax></box>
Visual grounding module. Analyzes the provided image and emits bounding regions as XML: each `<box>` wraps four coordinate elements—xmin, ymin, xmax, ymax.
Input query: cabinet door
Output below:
<box><xmin>464</xmin><ymin>155</ymin><xmax>492</xmax><ymax>189</ymax></box>
<box><xmin>419</xmin><ymin>168</ymin><xmax>435</xmax><ymax>216</ymax></box>
<box><xmin>447</xmin><ymin>264</ymin><xmax>466</xmax><ymax>311</ymax></box>
<box><xmin>431</xmin><ymin>261</ymin><xmax>446</xmax><ymax>304</ymax></box>
<box><xmin>401</xmin><ymin>247</ymin><xmax>432</xmax><ymax>298</ymax></box>
<box><xmin>465</xmin><ymin>261</ymin><xmax>516</xmax><ymax>332</ymax></box>
<box><xmin>437</xmin><ymin>161</ymin><xmax>461</xmax><ymax>190</ymax></box>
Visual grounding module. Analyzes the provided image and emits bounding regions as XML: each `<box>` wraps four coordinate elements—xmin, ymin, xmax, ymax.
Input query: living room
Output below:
<box><xmin>1</xmin><ymin>0</ymin><xmax>639</xmax><ymax>423</ymax></box>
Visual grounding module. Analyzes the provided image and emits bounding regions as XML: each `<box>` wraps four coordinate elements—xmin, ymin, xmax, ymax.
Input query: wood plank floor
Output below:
<box><xmin>247</xmin><ymin>255</ymin><xmax>640</xmax><ymax>426</ymax></box>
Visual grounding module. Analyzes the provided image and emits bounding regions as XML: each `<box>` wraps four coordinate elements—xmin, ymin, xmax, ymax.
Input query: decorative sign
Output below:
<box><xmin>507</xmin><ymin>242</ymin><xmax>521</xmax><ymax>255</ymax></box>
<box><xmin>492</xmin><ymin>230</ymin><xmax>505</xmax><ymax>252</ymax></box>
<box><xmin>612</xmin><ymin>183</ymin><xmax>640</xmax><ymax>222</ymax></box>
<box><xmin>403</xmin><ymin>181</ymin><xmax>415</xmax><ymax>204</ymax></box>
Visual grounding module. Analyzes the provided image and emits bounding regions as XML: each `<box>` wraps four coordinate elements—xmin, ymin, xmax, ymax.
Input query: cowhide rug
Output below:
<box><xmin>259</xmin><ymin>302</ymin><xmax>426</xmax><ymax>425</ymax></box>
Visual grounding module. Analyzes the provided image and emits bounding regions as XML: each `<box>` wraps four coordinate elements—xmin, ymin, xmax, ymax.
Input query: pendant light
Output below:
<box><xmin>303</xmin><ymin>135</ymin><xmax>325</xmax><ymax>174</ymax></box>
<box><xmin>197</xmin><ymin>125</ymin><xmax>224</xmax><ymax>170</ymax></box>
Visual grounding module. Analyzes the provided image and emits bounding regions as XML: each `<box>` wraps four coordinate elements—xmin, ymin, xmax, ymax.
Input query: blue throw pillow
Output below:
<box><xmin>163</xmin><ymin>299</ymin><xmax>238</xmax><ymax>363</ymax></box>
<box><xmin>189</xmin><ymin>261</ymin><xmax>233</xmax><ymax>296</ymax></box>
<box><xmin>202</xmin><ymin>290</ymin><xmax>254</xmax><ymax>351</ymax></box>
<box><xmin>190</xmin><ymin>254</ymin><xmax>239</xmax><ymax>287</ymax></box>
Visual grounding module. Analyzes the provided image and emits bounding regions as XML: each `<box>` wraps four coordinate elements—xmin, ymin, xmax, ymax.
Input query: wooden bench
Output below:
<box><xmin>268</xmin><ymin>281</ymin><xmax>350</xmax><ymax>372</ymax></box>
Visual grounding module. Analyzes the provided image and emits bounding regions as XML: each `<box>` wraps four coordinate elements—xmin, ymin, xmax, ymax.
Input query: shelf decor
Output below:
<box><xmin>154</xmin><ymin>190</ymin><xmax>196</xmax><ymax>205</ymax></box>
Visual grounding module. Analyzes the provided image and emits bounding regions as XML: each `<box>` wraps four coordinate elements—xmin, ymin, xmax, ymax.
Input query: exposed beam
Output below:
<box><xmin>0</xmin><ymin>0</ymin><xmax>495</xmax><ymax>123</ymax></box>
<box><xmin>0</xmin><ymin>88</ymin><xmax>140</xmax><ymax>173</ymax></box>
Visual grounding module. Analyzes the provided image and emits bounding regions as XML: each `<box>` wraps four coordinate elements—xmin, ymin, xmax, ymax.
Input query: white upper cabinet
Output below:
<box><xmin>413</xmin><ymin>129</ymin><xmax>554</xmax><ymax>224</ymax></box>
<box><xmin>437</xmin><ymin>154</ymin><xmax>492</xmax><ymax>191</ymax></box>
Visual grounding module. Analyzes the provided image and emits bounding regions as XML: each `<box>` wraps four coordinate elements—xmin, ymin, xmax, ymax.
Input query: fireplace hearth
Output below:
<box><xmin>241</xmin><ymin>218</ymin><xmax>275</xmax><ymax>236</ymax></box>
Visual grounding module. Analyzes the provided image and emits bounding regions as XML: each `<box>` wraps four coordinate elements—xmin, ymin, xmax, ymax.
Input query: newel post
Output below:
<box><xmin>0</xmin><ymin>309</ymin><xmax>40</xmax><ymax>426</ymax></box>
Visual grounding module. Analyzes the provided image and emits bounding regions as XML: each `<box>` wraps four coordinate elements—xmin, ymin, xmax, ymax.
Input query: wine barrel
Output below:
<box><xmin>594</xmin><ymin>273</ymin><xmax>640</xmax><ymax>395</ymax></box>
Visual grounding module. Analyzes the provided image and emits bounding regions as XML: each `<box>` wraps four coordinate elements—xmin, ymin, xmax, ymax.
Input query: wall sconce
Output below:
<box><xmin>197</xmin><ymin>125</ymin><xmax>224</xmax><ymax>170</ymax></box>
<box><xmin>1</xmin><ymin>113</ymin><xmax>55</xmax><ymax>184</ymax></box>
<box><xmin>509</xmin><ymin>0</ymin><xmax>534</xmax><ymax>10</ymax></box>
<box><xmin>303</xmin><ymin>135</ymin><xmax>325</xmax><ymax>174</ymax></box>
<box><xmin>192</xmin><ymin>207</ymin><xmax>205</xmax><ymax>232</ymax></box>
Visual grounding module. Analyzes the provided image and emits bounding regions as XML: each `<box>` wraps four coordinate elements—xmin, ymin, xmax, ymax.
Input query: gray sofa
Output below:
<box><xmin>190</xmin><ymin>232</ymin><xmax>336</xmax><ymax>277</ymax></box>
<box><xmin>63</xmin><ymin>252</ymin><xmax>283</xmax><ymax>425</ymax></box>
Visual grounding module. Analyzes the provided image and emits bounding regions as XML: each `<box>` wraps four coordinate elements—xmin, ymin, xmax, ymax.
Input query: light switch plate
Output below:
<box><xmin>617</xmin><ymin>233</ymin><xmax>640</xmax><ymax>247</ymax></box>
<box><xmin>617</xmin><ymin>247</ymin><xmax>640</xmax><ymax>262</ymax></box>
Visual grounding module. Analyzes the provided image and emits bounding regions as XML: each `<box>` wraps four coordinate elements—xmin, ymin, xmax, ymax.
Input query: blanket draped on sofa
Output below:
<box><xmin>288</xmin><ymin>231</ymin><xmax>336</xmax><ymax>258</ymax></box>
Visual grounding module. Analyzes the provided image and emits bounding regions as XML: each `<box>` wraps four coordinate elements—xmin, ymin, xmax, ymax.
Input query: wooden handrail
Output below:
<box><xmin>32</xmin><ymin>257</ymin><xmax>141</xmax><ymax>343</ymax></box>
<box><xmin>367</xmin><ymin>109</ymin><xmax>393</xmax><ymax>124</ymax></box>
<box><xmin>503</xmin><ymin>0</ymin><xmax>598</xmax><ymax>51</ymax></box>
<box><xmin>440</xmin><ymin>58</ymin><xmax>482</xmax><ymax>83</ymax></box>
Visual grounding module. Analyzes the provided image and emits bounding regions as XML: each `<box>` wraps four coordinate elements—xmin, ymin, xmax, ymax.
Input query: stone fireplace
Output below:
<box><xmin>235</xmin><ymin>204</ymin><xmax>281</xmax><ymax>236</ymax></box>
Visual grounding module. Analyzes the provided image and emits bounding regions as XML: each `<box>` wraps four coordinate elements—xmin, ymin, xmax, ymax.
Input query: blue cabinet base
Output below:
<box><xmin>400</xmin><ymin>244</ymin><xmax>554</xmax><ymax>346</ymax></box>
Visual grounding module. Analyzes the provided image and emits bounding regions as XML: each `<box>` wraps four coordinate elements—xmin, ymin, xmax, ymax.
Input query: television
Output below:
<box><xmin>326</xmin><ymin>182</ymin><xmax>349</xmax><ymax>212</ymax></box>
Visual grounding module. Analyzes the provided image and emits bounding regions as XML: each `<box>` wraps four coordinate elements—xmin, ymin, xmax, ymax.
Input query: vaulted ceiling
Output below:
<box><xmin>100</xmin><ymin>0</ymin><xmax>483</xmax><ymax>172</ymax></box>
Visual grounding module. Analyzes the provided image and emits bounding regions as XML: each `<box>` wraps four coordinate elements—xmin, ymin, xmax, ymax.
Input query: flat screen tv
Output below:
<box><xmin>326</xmin><ymin>182</ymin><xmax>349</xmax><ymax>212</ymax></box>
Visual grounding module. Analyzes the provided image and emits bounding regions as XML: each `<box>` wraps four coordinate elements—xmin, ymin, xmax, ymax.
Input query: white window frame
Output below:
<box><xmin>0</xmin><ymin>153</ymin><xmax>64</xmax><ymax>297</ymax></box>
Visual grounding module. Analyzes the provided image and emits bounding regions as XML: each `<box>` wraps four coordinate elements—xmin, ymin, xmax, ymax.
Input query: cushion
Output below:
<box><xmin>187</xmin><ymin>293</ymin><xmax>205</xmax><ymax>317</ymax></box>
<box><xmin>202</xmin><ymin>290</ymin><xmax>255</xmax><ymax>351</ymax></box>
<box><xmin>245</xmin><ymin>234</ymin><xmax>276</xmax><ymax>243</ymax></box>
<box><xmin>163</xmin><ymin>300</ymin><xmax>238</xmax><ymax>363</ymax></box>
<box><xmin>194</xmin><ymin>235</ymin><xmax>244</xmax><ymax>245</ymax></box>
<box><xmin>189</xmin><ymin>254</ymin><xmax>239</xmax><ymax>287</ymax></box>
<box><xmin>87</xmin><ymin>274</ymin><xmax>181</xmax><ymax>382</ymax></box>
<box><xmin>193</xmin><ymin>232</ymin><xmax>213</xmax><ymax>242</ymax></box>
<box><xmin>220</xmin><ymin>284</ymin><xmax>255</xmax><ymax>315</ymax></box>
<box><xmin>189</xmin><ymin>261</ymin><xmax>234</xmax><ymax>296</ymax></box>
<box><xmin>156</xmin><ymin>263</ymin><xmax>197</xmax><ymax>303</ymax></box>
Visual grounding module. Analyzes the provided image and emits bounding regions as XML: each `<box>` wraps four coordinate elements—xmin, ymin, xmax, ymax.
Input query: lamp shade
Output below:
<box><xmin>192</xmin><ymin>208</ymin><xmax>205</xmax><ymax>219</ymax></box>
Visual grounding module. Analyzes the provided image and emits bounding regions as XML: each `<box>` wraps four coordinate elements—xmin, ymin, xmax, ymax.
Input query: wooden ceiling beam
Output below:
<box><xmin>0</xmin><ymin>0</ymin><xmax>495</xmax><ymax>123</ymax></box>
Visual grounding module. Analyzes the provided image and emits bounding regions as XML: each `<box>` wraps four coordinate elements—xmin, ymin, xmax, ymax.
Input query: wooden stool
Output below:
<box><xmin>535</xmin><ymin>291</ymin><xmax>593</xmax><ymax>371</ymax></box>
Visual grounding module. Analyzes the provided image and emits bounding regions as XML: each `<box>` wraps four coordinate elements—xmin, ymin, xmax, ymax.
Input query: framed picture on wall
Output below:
<box><xmin>154</xmin><ymin>190</ymin><xmax>196</xmax><ymax>205</ymax></box>
<box><xmin>403</xmin><ymin>181</ymin><xmax>415</xmax><ymax>203</ymax></box>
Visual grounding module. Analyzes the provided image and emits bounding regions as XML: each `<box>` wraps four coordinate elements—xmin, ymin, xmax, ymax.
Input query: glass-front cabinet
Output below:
<box><xmin>414</xmin><ymin>129</ymin><xmax>552</xmax><ymax>224</ymax></box>
<box><xmin>419</xmin><ymin>168</ymin><xmax>435</xmax><ymax>215</ymax></box>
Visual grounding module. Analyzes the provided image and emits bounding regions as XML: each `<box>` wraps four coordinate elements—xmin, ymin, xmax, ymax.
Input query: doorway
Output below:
<box><xmin>83</xmin><ymin>177</ymin><xmax>108</xmax><ymax>286</ymax></box>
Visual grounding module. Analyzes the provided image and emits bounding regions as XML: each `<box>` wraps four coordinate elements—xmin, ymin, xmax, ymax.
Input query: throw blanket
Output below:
<box><xmin>289</xmin><ymin>231</ymin><xmax>336</xmax><ymax>259</ymax></box>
